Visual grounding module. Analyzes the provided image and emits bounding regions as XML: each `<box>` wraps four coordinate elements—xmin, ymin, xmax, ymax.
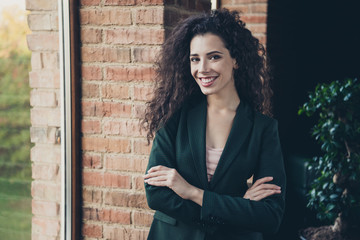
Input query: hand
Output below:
<box><xmin>243</xmin><ymin>177</ymin><xmax>281</xmax><ymax>201</ymax></box>
<box><xmin>144</xmin><ymin>165</ymin><xmax>204</xmax><ymax>205</ymax></box>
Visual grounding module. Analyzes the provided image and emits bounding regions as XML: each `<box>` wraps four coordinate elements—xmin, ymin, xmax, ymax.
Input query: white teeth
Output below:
<box><xmin>200</xmin><ymin>77</ymin><xmax>216</xmax><ymax>83</ymax></box>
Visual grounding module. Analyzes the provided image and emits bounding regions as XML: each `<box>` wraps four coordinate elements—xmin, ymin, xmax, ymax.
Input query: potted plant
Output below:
<box><xmin>298</xmin><ymin>78</ymin><xmax>360</xmax><ymax>240</ymax></box>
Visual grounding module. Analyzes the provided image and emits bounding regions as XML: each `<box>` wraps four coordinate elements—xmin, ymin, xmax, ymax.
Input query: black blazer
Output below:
<box><xmin>145</xmin><ymin>97</ymin><xmax>286</xmax><ymax>240</ymax></box>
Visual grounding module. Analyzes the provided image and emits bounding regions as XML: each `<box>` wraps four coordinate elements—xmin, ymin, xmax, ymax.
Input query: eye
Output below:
<box><xmin>209</xmin><ymin>55</ymin><xmax>221</xmax><ymax>60</ymax></box>
<box><xmin>190</xmin><ymin>57</ymin><xmax>200</xmax><ymax>62</ymax></box>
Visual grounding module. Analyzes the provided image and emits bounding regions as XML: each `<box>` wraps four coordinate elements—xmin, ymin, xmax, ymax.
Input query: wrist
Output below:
<box><xmin>188</xmin><ymin>186</ymin><xmax>204</xmax><ymax>206</ymax></box>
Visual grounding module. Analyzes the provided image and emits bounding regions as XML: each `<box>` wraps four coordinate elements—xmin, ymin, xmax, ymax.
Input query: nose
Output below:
<box><xmin>199</xmin><ymin>59</ymin><xmax>209</xmax><ymax>73</ymax></box>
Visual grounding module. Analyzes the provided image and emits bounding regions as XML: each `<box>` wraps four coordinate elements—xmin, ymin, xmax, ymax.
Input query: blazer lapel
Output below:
<box><xmin>187</xmin><ymin>97</ymin><xmax>209</xmax><ymax>189</ymax></box>
<box><xmin>209</xmin><ymin>100</ymin><xmax>254</xmax><ymax>189</ymax></box>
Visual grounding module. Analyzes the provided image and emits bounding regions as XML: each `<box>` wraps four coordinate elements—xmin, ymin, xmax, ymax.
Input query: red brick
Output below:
<box><xmin>103</xmin><ymin>120</ymin><xmax>144</xmax><ymax>137</ymax></box>
<box><xmin>250</xmin><ymin>3</ymin><xmax>268</xmax><ymax>13</ymax></box>
<box><xmin>101</xmin><ymin>85</ymin><xmax>130</xmax><ymax>100</ymax></box>
<box><xmin>98</xmin><ymin>209</ymin><xmax>131</xmax><ymax>224</ymax></box>
<box><xmin>80</xmin><ymin>9</ymin><xmax>132</xmax><ymax>25</ymax></box>
<box><xmin>27</xmin><ymin>33</ymin><xmax>59</xmax><ymax>51</ymax></box>
<box><xmin>223</xmin><ymin>5</ymin><xmax>250</xmax><ymax>13</ymax></box>
<box><xmin>81</xmin><ymin>101</ymin><xmax>132</xmax><ymax>117</ymax></box>
<box><xmin>104</xmin><ymin>191</ymin><xmax>148</xmax><ymax>208</ymax></box>
<box><xmin>32</xmin><ymin>200</ymin><xmax>59</xmax><ymax>217</ymax></box>
<box><xmin>82</xmin><ymin>137</ymin><xmax>131</xmax><ymax>153</ymax></box>
<box><xmin>134</xmin><ymin>175</ymin><xmax>146</xmax><ymax>190</ymax></box>
<box><xmin>81</xmin><ymin>28</ymin><xmax>102</xmax><ymax>44</ymax></box>
<box><xmin>32</xmin><ymin>163</ymin><xmax>59</xmax><ymax>180</ymax></box>
<box><xmin>81</xmin><ymin>0</ymin><xmax>101</xmax><ymax>6</ymax></box>
<box><xmin>231</xmin><ymin>0</ymin><xmax>252</xmax><ymax>3</ymax></box>
<box><xmin>28</xmin><ymin>14</ymin><xmax>51</xmax><ymax>31</ymax></box>
<box><xmin>32</xmin><ymin>217</ymin><xmax>60</xmax><ymax>237</ymax></box>
<box><xmin>133</xmin><ymin>103</ymin><xmax>146</xmax><ymax>118</ymax></box>
<box><xmin>82</xmin><ymin>223</ymin><xmax>102</xmax><ymax>238</ymax></box>
<box><xmin>103</xmin><ymin>102</ymin><xmax>132</xmax><ymax>117</ymax></box>
<box><xmin>82</xmin><ymin>153</ymin><xmax>102</xmax><ymax>169</ymax></box>
<box><xmin>83</xmin><ymin>188</ymin><xmax>102</xmax><ymax>203</ymax></box>
<box><xmin>105</xmin><ymin>155</ymin><xmax>148</xmax><ymax>172</ymax></box>
<box><xmin>82</xmin><ymin>83</ymin><xmax>100</xmax><ymax>98</ymax></box>
<box><xmin>26</xmin><ymin>0</ymin><xmax>57</xmax><ymax>10</ymax></box>
<box><xmin>133</xmin><ymin>47</ymin><xmax>160</xmax><ymax>63</ymax></box>
<box><xmin>29</xmin><ymin>70</ymin><xmax>60</xmax><ymax>89</ymax></box>
<box><xmin>137</xmin><ymin>0</ymin><xmax>164</xmax><ymax>5</ymax></box>
<box><xmin>105</xmin><ymin>28</ymin><xmax>164</xmax><ymax>45</ymax></box>
<box><xmin>247</xmin><ymin>24</ymin><xmax>267</xmax><ymax>34</ymax></box>
<box><xmin>134</xmin><ymin>139</ymin><xmax>152</xmax><ymax>155</ymax></box>
<box><xmin>133</xmin><ymin>86</ymin><xmax>154</xmax><ymax>101</ymax></box>
<box><xmin>135</xmin><ymin>8</ymin><xmax>163</xmax><ymax>24</ymax></box>
<box><xmin>82</xmin><ymin>46</ymin><xmax>131</xmax><ymax>63</ymax></box>
<box><xmin>133</xmin><ymin>211</ymin><xmax>153</xmax><ymax>227</ymax></box>
<box><xmin>30</xmin><ymin>90</ymin><xmax>57</xmax><ymax>107</ymax></box>
<box><xmin>31</xmin><ymin>145</ymin><xmax>61</xmax><ymax>163</ymax></box>
<box><xmin>104</xmin><ymin>0</ymin><xmax>136</xmax><ymax>6</ymax></box>
<box><xmin>31</xmin><ymin>108</ymin><xmax>61</xmax><ymax>127</ymax></box>
<box><xmin>83</xmin><ymin>207</ymin><xmax>99</xmax><ymax>221</ymax></box>
<box><xmin>254</xmin><ymin>33</ymin><xmax>266</xmax><ymax>45</ymax></box>
<box><xmin>103</xmin><ymin>226</ymin><xmax>149</xmax><ymax>240</ymax></box>
<box><xmin>220</xmin><ymin>0</ymin><xmax>233</xmax><ymax>5</ymax></box>
<box><xmin>105</xmin><ymin>66</ymin><xmax>156</xmax><ymax>82</ymax></box>
<box><xmin>31</xmin><ymin>181</ymin><xmax>61</xmax><ymax>201</ymax></box>
<box><xmin>81</xmin><ymin>101</ymin><xmax>104</xmax><ymax>117</ymax></box>
<box><xmin>83</xmin><ymin>171</ymin><xmax>131</xmax><ymax>189</ymax></box>
<box><xmin>241</xmin><ymin>14</ymin><xmax>267</xmax><ymax>24</ymax></box>
<box><xmin>82</xmin><ymin>119</ymin><xmax>101</xmax><ymax>134</ymax></box>
<box><xmin>82</xmin><ymin>65</ymin><xmax>102</xmax><ymax>81</ymax></box>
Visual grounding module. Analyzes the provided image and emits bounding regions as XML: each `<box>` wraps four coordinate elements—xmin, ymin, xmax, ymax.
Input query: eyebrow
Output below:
<box><xmin>190</xmin><ymin>51</ymin><xmax>224</xmax><ymax>56</ymax></box>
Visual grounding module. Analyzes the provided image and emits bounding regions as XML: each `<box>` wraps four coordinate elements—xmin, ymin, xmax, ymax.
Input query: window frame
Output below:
<box><xmin>59</xmin><ymin>0</ymin><xmax>81</xmax><ymax>239</ymax></box>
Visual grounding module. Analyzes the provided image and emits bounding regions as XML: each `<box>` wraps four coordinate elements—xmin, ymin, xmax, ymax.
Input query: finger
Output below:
<box><xmin>251</xmin><ymin>184</ymin><xmax>281</xmax><ymax>192</ymax></box>
<box><xmin>252</xmin><ymin>189</ymin><xmax>281</xmax><ymax>201</ymax></box>
<box><xmin>252</xmin><ymin>177</ymin><xmax>274</xmax><ymax>188</ymax></box>
<box><xmin>144</xmin><ymin>175</ymin><xmax>169</xmax><ymax>182</ymax></box>
<box><xmin>251</xmin><ymin>187</ymin><xmax>281</xmax><ymax>198</ymax></box>
<box><xmin>144</xmin><ymin>170</ymin><xmax>170</xmax><ymax>179</ymax></box>
<box><xmin>145</xmin><ymin>179</ymin><xmax>169</xmax><ymax>187</ymax></box>
<box><xmin>147</xmin><ymin>165</ymin><xmax>168</xmax><ymax>173</ymax></box>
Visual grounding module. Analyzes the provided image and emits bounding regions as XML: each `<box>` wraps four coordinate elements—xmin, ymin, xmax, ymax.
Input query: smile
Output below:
<box><xmin>199</xmin><ymin>76</ymin><xmax>218</xmax><ymax>87</ymax></box>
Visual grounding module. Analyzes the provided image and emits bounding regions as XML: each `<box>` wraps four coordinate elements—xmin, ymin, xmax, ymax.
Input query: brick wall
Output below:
<box><xmin>26</xmin><ymin>0</ymin><xmax>61</xmax><ymax>239</ymax></box>
<box><xmin>80</xmin><ymin>0</ymin><xmax>210</xmax><ymax>239</ymax></box>
<box><xmin>220</xmin><ymin>0</ymin><xmax>268</xmax><ymax>45</ymax></box>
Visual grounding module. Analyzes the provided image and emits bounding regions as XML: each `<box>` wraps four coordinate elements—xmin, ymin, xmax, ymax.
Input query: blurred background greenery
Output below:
<box><xmin>0</xmin><ymin>3</ymin><xmax>32</xmax><ymax>239</ymax></box>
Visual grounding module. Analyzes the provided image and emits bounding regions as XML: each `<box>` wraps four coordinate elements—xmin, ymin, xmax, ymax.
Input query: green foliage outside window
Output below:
<box><xmin>0</xmin><ymin>6</ymin><xmax>32</xmax><ymax>239</ymax></box>
<box><xmin>299</xmin><ymin>78</ymin><xmax>360</xmax><ymax>234</ymax></box>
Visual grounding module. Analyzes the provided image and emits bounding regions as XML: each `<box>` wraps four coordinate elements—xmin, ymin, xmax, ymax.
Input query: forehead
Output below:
<box><xmin>190</xmin><ymin>33</ymin><xmax>227</xmax><ymax>53</ymax></box>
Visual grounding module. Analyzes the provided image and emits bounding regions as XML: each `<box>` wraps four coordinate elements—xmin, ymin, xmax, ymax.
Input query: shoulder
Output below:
<box><xmin>253</xmin><ymin>111</ymin><xmax>278</xmax><ymax>127</ymax></box>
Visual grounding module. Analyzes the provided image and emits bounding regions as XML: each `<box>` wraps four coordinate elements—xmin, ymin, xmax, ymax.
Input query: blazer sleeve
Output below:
<box><xmin>145</xmin><ymin>111</ymin><xmax>202</xmax><ymax>225</ymax></box>
<box><xmin>200</xmin><ymin>119</ymin><xmax>286</xmax><ymax>234</ymax></box>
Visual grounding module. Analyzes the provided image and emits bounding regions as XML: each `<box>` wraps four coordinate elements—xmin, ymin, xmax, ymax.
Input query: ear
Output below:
<box><xmin>233</xmin><ymin>60</ymin><xmax>239</xmax><ymax>69</ymax></box>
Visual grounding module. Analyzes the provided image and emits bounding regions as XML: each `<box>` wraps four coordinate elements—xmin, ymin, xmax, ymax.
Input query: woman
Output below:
<box><xmin>142</xmin><ymin>9</ymin><xmax>286</xmax><ymax>240</ymax></box>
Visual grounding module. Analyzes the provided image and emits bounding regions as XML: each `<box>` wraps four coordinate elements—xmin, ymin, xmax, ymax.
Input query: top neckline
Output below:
<box><xmin>206</xmin><ymin>145</ymin><xmax>224</xmax><ymax>152</ymax></box>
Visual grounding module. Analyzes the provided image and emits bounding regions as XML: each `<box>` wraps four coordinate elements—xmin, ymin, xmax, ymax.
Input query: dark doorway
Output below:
<box><xmin>266</xmin><ymin>0</ymin><xmax>360</xmax><ymax>239</ymax></box>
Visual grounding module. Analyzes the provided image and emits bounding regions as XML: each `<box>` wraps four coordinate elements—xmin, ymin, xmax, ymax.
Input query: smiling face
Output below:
<box><xmin>190</xmin><ymin>33</ymin><xmax>238</xmax><ymax>97</ymax></box>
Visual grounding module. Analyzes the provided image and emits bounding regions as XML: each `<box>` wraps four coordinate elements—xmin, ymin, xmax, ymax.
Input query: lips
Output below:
<box><xmin>199</xmin><ymin>76</ymin><xmax>218</xmax><ymax>87</ymax></box>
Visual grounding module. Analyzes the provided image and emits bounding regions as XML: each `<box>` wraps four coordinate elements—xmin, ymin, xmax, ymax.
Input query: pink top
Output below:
<box><xmin>205</xmin><ymin>145</ymin><xmax>223</xmax><ymax>182</ymax></box>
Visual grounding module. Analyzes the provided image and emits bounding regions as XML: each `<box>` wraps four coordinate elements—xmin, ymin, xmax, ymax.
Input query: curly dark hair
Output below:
<box><xmin>142</xmin><ymin>8</ymin><xmax>272</xmax><ymax>142</ymax></box>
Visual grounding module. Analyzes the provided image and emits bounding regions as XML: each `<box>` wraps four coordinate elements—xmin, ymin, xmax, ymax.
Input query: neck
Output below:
<box><xmin>206</xmin><ymin>89</ymin><xmax>240</xmax><ymax>112</ymax></box>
